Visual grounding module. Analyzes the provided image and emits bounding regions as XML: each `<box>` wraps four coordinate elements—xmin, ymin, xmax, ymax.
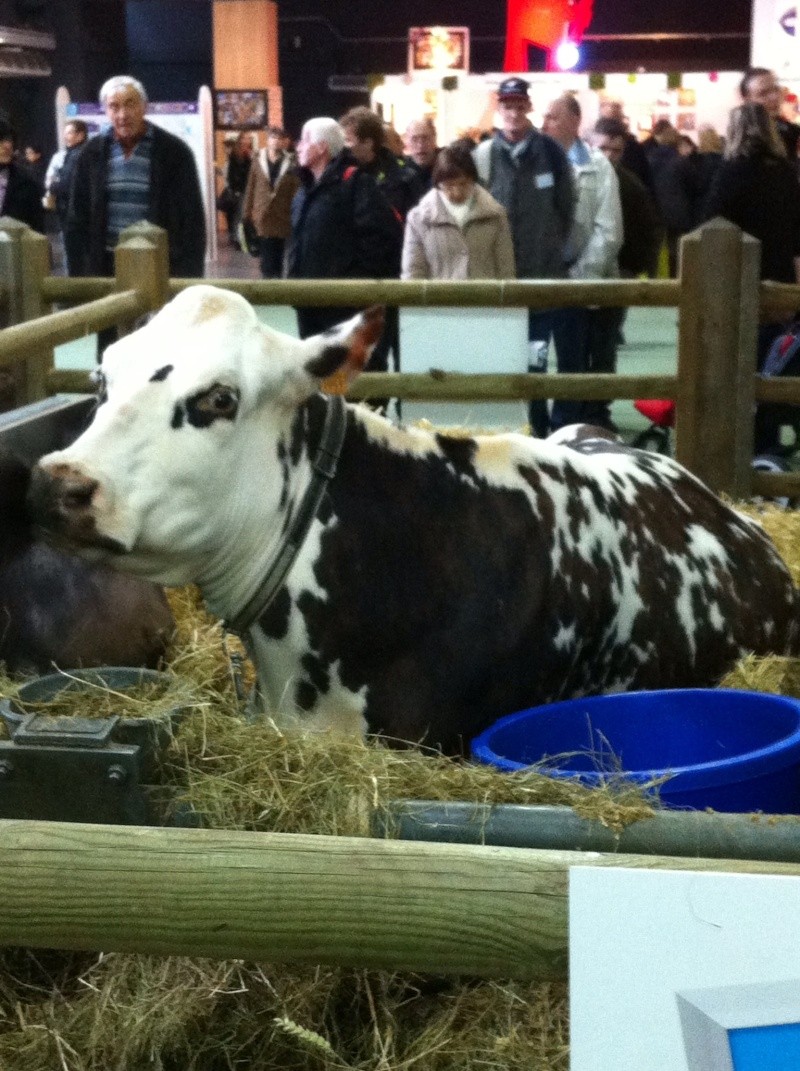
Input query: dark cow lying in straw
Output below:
<box><xmin>28</xmin><ymin>287</ymin><xmax>800</xmax><ymax>752</ymax></box>
<box><xmin>0</xmin><ymin>451</ymin><xmax>173</xmax><ymax>673</ymax></box>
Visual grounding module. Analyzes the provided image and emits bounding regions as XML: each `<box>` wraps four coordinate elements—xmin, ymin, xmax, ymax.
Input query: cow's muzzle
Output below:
<box><xmin>28</xmin><ymin>462</ymin><xmax>126</xmax><ymax>554</ymax></box>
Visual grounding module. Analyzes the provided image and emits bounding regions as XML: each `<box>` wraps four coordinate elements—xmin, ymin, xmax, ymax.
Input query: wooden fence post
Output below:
<box><xmin>675</xmin><ymin>219</ymin><xmax>760</xmax><ymax>496</ymax></box>
<box><xmin>19</xmin><ymin>228</ymin><xmax>53</xmax><ymax>402</ymax></box>
<box><xmin>0</xmin><ymin>218</ymin><xmax>33</xmax><ymax>406</ymax></box>
<box><xmin>114</xmin><ymin>224</ymin><xmax>169</xmax><ymax>338</ymax></box>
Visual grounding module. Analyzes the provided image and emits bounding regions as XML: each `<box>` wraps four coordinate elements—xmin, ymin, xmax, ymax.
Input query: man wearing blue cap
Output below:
<box><xmin>474</xmin><ymin>77</ymin><xmax>575</xmax><ymax>437</ymax></box>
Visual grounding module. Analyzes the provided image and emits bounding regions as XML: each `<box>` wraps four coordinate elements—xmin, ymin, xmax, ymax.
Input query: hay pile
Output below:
<box><xmin>1</xmin><ymin>505</ymin><xmax>800</xmax><ymax>1070</ymax></box>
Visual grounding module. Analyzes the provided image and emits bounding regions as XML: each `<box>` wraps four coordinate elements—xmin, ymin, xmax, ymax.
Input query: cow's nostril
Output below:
<box><xmin>62</xmin><ymin>478</ymin><xmax>98</xmax><ymax>510</ymax></box>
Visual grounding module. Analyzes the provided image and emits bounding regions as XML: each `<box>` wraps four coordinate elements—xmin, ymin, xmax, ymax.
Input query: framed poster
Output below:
<box><xmin>213</xmin><ymin>89</ymin><xmax>268</xmax><ymax>131</ymax></box>
<box><xmin>408</xmin><ymin>26</ymin><xmax>470</xmax><ymax>74</ymax></box>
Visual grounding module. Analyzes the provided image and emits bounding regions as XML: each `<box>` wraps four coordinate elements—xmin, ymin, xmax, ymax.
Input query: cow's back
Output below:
<box><xmin>261</xmin><ymin>410</ymin><xmax>800</xmax><ymax>753</ymax></box>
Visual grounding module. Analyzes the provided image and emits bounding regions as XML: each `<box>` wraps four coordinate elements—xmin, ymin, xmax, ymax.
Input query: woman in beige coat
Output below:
<box><xmin>241</xmin><ymin>126</ymin><xmax>300</xmax><ymax>277</ymax></box>
<box><xmin>401</xmin><ymin>144</ymin><xmax>516</xmax><ymax>280</ymax></box>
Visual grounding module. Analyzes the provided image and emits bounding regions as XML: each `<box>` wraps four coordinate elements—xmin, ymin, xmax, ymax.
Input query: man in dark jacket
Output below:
<box><xmin>338</xmin><ymin>106</ymin><xmax>417</xmax><ymax>377</ymax></box>
<box><xmin>287</xmin><ymin>116</ymin><xmax>402</xmax><ymax>357</ymax></box>
<box><xmin>0</xmin><ymin>118</ymin><xmax>44</xmax><ymax>233</ymax></box>
<box><xmin>340</xmin><ymin>106</ymin><xmax>427</xmax><ymax>226</ymax></box>
<box><xmin>45</xmin><ymin>119</ymin><xmax>88</xmax><ymax>274</ymax></box>
<box><xmin>66</xmin><ymin>75</ymin><xmax>206</xmax><ymax>280</ymax></box>
<box><xmin>740</xmin><ymin>67</ymin><xmax>800</xmax><ymax>163</ymax></box>
<box><xmin>597</xmin><ymin>100</ymin><xmax>653</xmax><ymax>191</ymax></box>
<box><xmin>404</xmin><ymin>117</ymin><xmax>439</xmax><ymax>195</ymax></box>
<box><xmin>473</xmin><ymin>76</ymin><xmax>575</xmax><ymax>436</ymax></box>
<box><xmin>594</xmin><ymin>118</ymin><xmax>663</xmax><ymax>279</ymax></box>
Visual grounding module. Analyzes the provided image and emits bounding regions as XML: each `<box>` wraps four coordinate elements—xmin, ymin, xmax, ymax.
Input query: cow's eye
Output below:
<box><xmin>197</xmin><ymin>385</ymin><xmax>239</xmax><ymax>418</ymax></box>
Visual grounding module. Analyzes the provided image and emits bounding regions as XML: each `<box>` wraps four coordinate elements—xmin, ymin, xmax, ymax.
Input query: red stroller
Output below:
<box><xmin>632</xmin><ymin>322</ymin><xmax>800</xmax><ymax>460</ymax></box>
<box><xmin>631</xmin><ymin>398</ymin><xmax>674</xmax><ymax>454</ymax></box>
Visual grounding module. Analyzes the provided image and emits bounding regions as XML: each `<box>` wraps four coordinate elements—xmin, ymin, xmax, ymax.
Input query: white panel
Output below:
<box><xmin>399</xmin><ymin>306</ymin><xmax>530</xmax><ymax>432</ymax></box>
<box><xmin>569</xmin><ymin>868</ymin><xmax>800</xmax><ymax>1071</ymax></box>
<box><xmin>751</xmin><ymin>0</ymin><xmax>800</xmax><ymax>80</ymax></box>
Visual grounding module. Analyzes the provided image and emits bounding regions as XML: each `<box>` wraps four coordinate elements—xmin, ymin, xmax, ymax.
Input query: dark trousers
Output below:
<box><xmin>259</xmin><ymin>236</ymin><xmax>285</xmax><ymax>279</ymax></box>
<box><xmin>529</xmin><ymin>307</ymin><xmax>603</xmax><ymax>434</ymax></box>
<box><xmin>582</xmin><ymin>306</ymin><xmax>624</xmax><ymax>428</ymax></box>
<box><xmin>295</xmin><ymin>306</ymin><xmax>359</xmax><ymax>341</ymax></box>
<box><xmin>527</xmin><ymin>309</ymin><xmax>553</xmax><ymax>438</ymax></box>
<box><xmin>549</xmin><ymin>307</ymin><xmax>592</xmax><ymax>431</ymax></box>
<box><xmin>58</xmin><ymin>209</ymin><xmax>82</xmax><ymax>278</ymax></box>
<box><xmin>369</xmin><ymin>306</ymin><xmax>398</xmax><ymax>373</ymax></box>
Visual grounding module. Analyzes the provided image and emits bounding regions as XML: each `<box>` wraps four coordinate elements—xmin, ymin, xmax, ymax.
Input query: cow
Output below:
<box><xmin>27</xmin><ymin>285</ymin><xmax>800</xmax><ymax>753</ymax></box>
<box><xmin>0</xmin><ymin>450</ymin><xmax>173</xmax><ymax>674</ymax></box>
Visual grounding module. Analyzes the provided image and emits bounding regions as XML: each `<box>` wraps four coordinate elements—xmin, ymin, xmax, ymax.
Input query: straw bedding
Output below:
<box><xmin>0</xmin><ymin>504</ymin><xmax>796</xmax><ymax>1070</ymax></box>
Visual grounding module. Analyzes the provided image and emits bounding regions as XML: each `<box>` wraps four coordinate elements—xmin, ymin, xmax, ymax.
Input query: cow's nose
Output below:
<box><xmin>60</xmin><ymin>473</ymin><xmax>98</xmax><ymax>510</ymax></box>
<box><xmin>28</xmin><ymin>463</ymin><xmax>98</xmax><ymax>529</ymax></box>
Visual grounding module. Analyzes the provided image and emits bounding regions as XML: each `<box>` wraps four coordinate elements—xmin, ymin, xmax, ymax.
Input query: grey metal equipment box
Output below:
<box><xmin>0</xmin><ymin>393</ymin><xmax>95</xmax><ymax>463</ymax></box>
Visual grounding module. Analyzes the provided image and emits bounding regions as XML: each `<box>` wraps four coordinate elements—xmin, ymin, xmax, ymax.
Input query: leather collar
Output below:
<box><xmin>225</xmin><ymin>393</ymin><xmax>348</xmax><ymax>636</ymax></box>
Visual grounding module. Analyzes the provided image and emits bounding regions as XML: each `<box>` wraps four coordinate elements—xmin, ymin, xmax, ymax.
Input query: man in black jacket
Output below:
<box><xmin>66</xmin><ymin>75</ymin><xmax>206</xmax><ymax>281</ymax></box>
<box><xmin>0</xmin><ymin>118</ymin><xmax>43</xmax><ymax>233</ymax></box>
<box><xmin>740</xmin><ymin>67</ymin><xmax>800</xmax><ymax>163</ymax></box>
<box><xmin>287</xmin><ymin>116</ymin><xmax>402</xmax><ymax>349</ymax></box>
<box><xmin>340</xmin><ymin>106</ymin><xmax>426</xmax><ymax>225</ymax></box>
<box><xmin>45</xmin><ymin>119</ymin><xmax>88</xmax><ymax>275</ymax></box>
<box><xmin>338</xmin><ymin>106</ymin><xmax>419</xmax><ymax>377</ymax></box>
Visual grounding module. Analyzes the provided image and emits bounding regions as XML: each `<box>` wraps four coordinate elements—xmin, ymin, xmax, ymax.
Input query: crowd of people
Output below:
<box><xmin>1</xmin><ymin>65</ymin><xmax>799</xmax><ymax>441</ymax></box>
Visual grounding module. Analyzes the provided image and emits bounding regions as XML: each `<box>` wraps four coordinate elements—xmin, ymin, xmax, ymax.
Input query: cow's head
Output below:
<box><xmin>29</xmin><ymin>286</ymin><xmax>384</xmax><ymax>596</ymax></box>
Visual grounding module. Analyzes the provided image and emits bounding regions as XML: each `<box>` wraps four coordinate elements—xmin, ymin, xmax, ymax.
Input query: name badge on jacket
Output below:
<box><xmin>535</xmin><ymin>172</ymin><xmax>554</xmax><ymax>189</ymax></box>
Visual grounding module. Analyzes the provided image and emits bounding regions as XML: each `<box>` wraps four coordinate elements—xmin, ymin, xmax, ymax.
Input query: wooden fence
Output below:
<box><xmin>1</xmin><ymin>215</ymin><xmax>800</xmax><ymax>499</ymax></box>
<box><xmin>0</xmin><ymin>818</ymin><xmax>798</xmax><ymax>980</ymax></box>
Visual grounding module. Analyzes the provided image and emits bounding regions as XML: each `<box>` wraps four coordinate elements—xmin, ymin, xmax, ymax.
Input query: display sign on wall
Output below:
<box><xmin>408</xmin><ymin>27</ymin><xmax>469</xmax><ymax>75</ymax></box>
<box><xmin>213</xmin><ymin>90</ymin><xmax>269</xmax><ymax>131</ymax></box>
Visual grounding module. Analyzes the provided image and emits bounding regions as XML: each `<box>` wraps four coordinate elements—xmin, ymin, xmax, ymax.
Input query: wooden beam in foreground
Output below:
<box><xmin>0</xmin><ymin>821</ymin><xmax>798</xmax><ymax>980</ymax></box>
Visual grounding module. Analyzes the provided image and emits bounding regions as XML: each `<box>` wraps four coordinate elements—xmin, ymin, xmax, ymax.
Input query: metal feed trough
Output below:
<box><xmin>0</xmin><ymin>396</ymin><xmax>187</xmax><ymax>826</ymax></box>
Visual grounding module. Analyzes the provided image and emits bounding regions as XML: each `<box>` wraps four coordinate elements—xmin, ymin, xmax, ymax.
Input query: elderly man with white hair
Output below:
<box><xmin>66</xmin><ymin>75</ymin><xmax>206</xmax><ymax>288</ymax></box>
<box><xmin>286</xmin><ymin>116</ymin><xmax>402</xmax><ymax>341</ymax></box>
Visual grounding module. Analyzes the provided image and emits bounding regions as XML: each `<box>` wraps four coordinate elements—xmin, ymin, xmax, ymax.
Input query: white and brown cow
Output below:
<box><xmin>28</xmin><ymin>286</ymin><xmax>800</xmax><ymax>753</ymax></box>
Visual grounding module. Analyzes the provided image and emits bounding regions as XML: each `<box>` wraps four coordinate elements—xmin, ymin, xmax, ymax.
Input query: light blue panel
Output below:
<box><xmin>54</xmin><ymin>336</ymin><xmax>97</xmax><ymax>371</ymax></box>
<box><xmin>729</xmin><ymin>1021</ymin><xmax>800</xmax><ymax>1070</ymax></box>
<box><xmin>399</xmin><ymin>306</ymin><xmax>530</xmax><ymax>431</ymax></box>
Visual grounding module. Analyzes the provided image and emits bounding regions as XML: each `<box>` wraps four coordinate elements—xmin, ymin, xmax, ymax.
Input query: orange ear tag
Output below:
<box><xmin>321</xmin><ymin>368</ymin><xmax>350</xmax><ymax>395</ymax></box>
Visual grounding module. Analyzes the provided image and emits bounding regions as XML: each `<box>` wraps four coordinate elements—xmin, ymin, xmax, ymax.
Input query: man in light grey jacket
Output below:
<box><xmin>474</xmin><ymin>77</ymin><xmax>575</xmax><ymax>436</ymax></box>
<box><xmin>543</xmin><ymin>93</ymin><xmax>623</xmax><ymax>431</ymax></box>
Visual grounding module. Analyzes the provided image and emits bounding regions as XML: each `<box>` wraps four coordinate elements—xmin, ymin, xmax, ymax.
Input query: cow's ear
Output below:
<box><xmin>304</xmin><ymin>306</ymin><xmax>385</xmax><ymax>393</ymax></box>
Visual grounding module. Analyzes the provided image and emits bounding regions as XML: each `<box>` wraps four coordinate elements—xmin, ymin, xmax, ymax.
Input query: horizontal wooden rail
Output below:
<box><xmin>40</xmin><ymin>276</ymin><xmax>115</xmax><ymax>305</ymax></box>
<box><xmin>0</xmin><ymin>291</ymin><xmax>144</xmax><ymax>367</ymax></box>
<box><xmin>168</xmin><ymin>276</ymin><xmax>682</xmax><ymax>309</ymax></box>
<box><xmin>48</xmin><ymin>369</ymin><xmax>679</xmax><ymax>403</ymax></box>
<box><xmin>755</xmin><ymin>377</ymin><xmax>800</xmax><ymax>403</ymax></box>
<box><xmin>760</xmin><ymin>281</ymin><xmax>800</xmax><ymax>317</ymax></box>
<box><xmin>751</xmin><ymin>471</ymin><xmax>800</xmax><ymax>496</ymax></box>
<box><xmin>347</xmin><ymin>371</ymin><xmax>678</xmax><ymax>401</ymax></box>
<box><xmin>0</xmin><ymin>821</ymin><xmax>799</xmax><ymax>980</ymax></box>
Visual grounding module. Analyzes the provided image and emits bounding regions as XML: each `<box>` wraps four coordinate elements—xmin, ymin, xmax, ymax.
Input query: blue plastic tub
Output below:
<box><xmin>471</xmin><ymin>690</ymin><xmax>800</xmax><ymax>813</ymax></box>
